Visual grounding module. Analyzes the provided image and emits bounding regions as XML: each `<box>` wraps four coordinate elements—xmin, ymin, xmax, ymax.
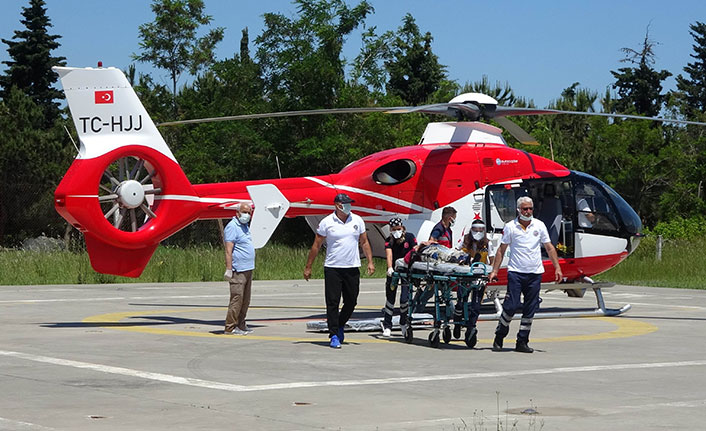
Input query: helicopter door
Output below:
<box><xmin>572</xmin><ymin>178</ymin><xmax>627</xmax><ymax>258</ymax></box>
<box><xmin>485</xmin><ymin>180</ymin><xmax>575</xmax><ymax>258</ymax></box>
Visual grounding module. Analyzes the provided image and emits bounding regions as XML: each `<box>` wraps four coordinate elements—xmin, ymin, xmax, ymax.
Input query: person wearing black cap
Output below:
<box><xmin>303</xmin><ymin>193</ymin><xmax>375</xmax><ymax>348</ymax></box>
<box><xmin>381</xmin><ymin>217</ymin><xmax>417</xmax><ymax>337</ymax></box>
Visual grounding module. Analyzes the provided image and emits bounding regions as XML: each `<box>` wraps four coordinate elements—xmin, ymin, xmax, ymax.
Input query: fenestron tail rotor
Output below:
<box><xmin>99</xmin><ymin>156</ymin><xmax>162</xmax><ymax>233</ymax></box>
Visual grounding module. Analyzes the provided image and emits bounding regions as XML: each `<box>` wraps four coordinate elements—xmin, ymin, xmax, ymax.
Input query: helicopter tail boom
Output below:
<box><xmin>54</xmin><ymin>67</ymin><xmax>203</xmax><ymax>277</ymax></box>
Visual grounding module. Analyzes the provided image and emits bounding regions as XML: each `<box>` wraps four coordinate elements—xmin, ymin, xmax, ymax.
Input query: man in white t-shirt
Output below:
<box><xmin>488</xmin><ymin>196</ymin><xmax>563</xmax><ymax>353</ymax></box>
<box><xmin>303</xmin><ymin>193</ymin><xmax>375</xmax><ymax>348</ymax></box>
<box><xmin>577</xmin><ymin>197</ymin><xmax>595</xmax><ymax>228</ymax></box>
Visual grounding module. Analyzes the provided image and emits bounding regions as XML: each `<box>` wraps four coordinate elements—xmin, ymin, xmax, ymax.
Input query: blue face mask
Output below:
<box><xmin>238</xmin><ymin>213</ymin><xmax>251</xmax><ymax>224</ymax></box>
<box><xmin>339</xmin><ymin>203</ymin><xmax>351</xmax><ymax>215</ymax></box>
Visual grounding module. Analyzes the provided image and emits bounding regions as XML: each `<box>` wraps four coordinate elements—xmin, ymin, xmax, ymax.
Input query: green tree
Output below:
<box><xmin>0</xmin><ymin>0</ymin><xmax>65</xmax><ymax>125</ymax></box>
<box><xmin>255</xmin><ymin>0</ymin><xmax>373</xmax><ymax>175</ymax></box>
<box><xmin>675</xmin><ymin>21</ymin><xmax>706</xmax><ymax>119</ymax></box>
<box><xmin>610</xmin><ymin>27</ymin><xmax>671</xmax><ymax>117</ymax></box>
<box><xmin>256</xmin><ymin>0</ymin><xmax>373</xmax><ymax>110</ymax></box>
<box><xmin>0</xmin><ymin>88</ymin><xmax>70</xmax><ymax>246</ymax></box>
<box><xmin>175</xmin><ymin>28</ymin><xmax>270</xmax><ymax>183</ymax></box>
<box><xmin>133</xmin><ymin>0</ymin><xmax>224</xmax><ymax>104</ymax></box>
<box><xmin>385</xmin><ymin>14</ymin><xmax>446</xmax><ymax>105</ymax></box>
<box><xmin>664</xmin><ymin>21</ymin><xmax>706</xmax><ymax>219</ymax></box>
<box><xmin>459</xmin><ymin>75</ymin><xmax>520</xmax><ymax>106</ymax></box>
<box><xmin>351</xmin><ymin>26</ymin><xmax>393</xmax><ymax>92</ymax></box>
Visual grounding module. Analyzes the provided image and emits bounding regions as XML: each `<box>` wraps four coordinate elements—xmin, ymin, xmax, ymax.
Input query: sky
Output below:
<box><xmin>0</xmin><ymin>0</ymin><xmax>703</xmax><ymax>108</ymax></box>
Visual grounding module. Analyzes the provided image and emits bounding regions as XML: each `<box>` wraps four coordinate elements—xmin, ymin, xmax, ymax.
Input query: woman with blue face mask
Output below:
<box><xmin>453</xmin><ymin>219</ymin><xmax>495</xmax><ymax>345</ymax></box>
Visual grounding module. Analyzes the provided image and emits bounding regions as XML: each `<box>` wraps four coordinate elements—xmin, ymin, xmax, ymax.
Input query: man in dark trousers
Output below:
<box><xmin>488</xmin><ymin>196</ymin><xmax>562</xmax><ymax>353</ymax></box>
<box><xmin>381</xmin><ymin>217</ymin><xmax>417</xmax><ymax>337</ymax></box>
<box><xmin>303</xmin><ymin>193</ymin><xmax>375</xmax><ymax>348</ymax></box>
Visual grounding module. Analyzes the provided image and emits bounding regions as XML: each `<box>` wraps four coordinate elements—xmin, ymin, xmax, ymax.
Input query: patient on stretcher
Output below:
<box><xmin>395</xmin><ymin>243</ymin><xmax>491</xmax><ymax>275</ymax></box>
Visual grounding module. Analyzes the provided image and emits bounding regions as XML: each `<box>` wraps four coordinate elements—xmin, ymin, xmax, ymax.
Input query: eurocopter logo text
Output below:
<box><xmin>496</xmin><ymin>158</ymin><xmax>519</xmax><ymax>165</ymax></box>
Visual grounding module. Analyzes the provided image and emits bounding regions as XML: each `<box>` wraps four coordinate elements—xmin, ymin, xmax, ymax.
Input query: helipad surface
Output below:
<box><xmin>1</xmin><ymin>280</ymin><xmax>705</xmax><ymax>430</ymax></box>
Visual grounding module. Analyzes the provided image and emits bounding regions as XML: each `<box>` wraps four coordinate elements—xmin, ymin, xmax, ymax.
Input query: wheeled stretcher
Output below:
<box><xmin>391</xmin><ymin>258</ymin><xmax>489</xmax><ymax>348</ymax></box>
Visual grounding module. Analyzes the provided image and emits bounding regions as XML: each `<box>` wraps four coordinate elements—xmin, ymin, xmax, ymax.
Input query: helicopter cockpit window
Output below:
<box><xmin>372</xmin><ymin>159</ymin><xmax>417</xmax><ymax>185</ymax></box>
<box><xmin>575</xmin><ymin>182</ymin><xmax>619</xmax><ymax>232</ymax></box>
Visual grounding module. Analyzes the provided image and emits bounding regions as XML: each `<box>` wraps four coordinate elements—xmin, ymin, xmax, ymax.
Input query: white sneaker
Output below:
<box><xmin>382</xmin><ymin>327</ymin><xmax>391</xmax><ymax>337</ymax></box>
<box><xmin>242</xmin><ymin>325</ymin><xmax>254</xmax><ymax>334</ymax></box>
<box><xmin>225</xmin><ymin>328</ymin><xmax>247</xmax><ymax>335</ymax></box>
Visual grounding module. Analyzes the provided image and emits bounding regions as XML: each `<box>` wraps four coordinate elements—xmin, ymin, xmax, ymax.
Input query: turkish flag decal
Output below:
<box><xmin>95</xmin><ymin>90</ymin><xmax>114</xmax><ymax>104</ymax></box>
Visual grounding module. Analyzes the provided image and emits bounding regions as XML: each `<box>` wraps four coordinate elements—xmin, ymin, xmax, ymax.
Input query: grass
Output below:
<box><xmin>0</xmin><ymin>243</ymin><xmax>389</xmax><ymax>285</ymax></box>
<box><xmin>1</xmin><ymin>237</ymin><xmax>705</xmax><ymax>287</ymax></box>
<box><xmin>594</xmin><ymin>235</ymin><xmax>706</xmax><ymax>289</ymax></box>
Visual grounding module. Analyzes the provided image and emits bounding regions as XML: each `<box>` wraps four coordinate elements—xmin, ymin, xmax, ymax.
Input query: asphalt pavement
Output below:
<box><xmin>1</xmin><ymin>279</ymin><xmax>705</xmax><ymax>430</ymax></box>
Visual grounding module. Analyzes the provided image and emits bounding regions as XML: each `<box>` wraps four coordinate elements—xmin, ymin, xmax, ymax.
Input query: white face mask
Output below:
<box><xmin>339</xmin><ymin>203</ymin><xmax>351</xmax><ymax>215</ymax></box>
<box><xmin>448</xmin><ymin>218</ymin><xmax>455</xmax><ymax>227</ymax></box>
<box><xmin>472</xmin><ymin>231</ymin><xmax>485</xmax><ymax>241</ymax></box>
<box><xmin>392</xmin><ymin>230</ymin><xmax>403</xmax><ymax>239</ymax></box>
<box><xmin>238</xmin><ymin>213</ymin><xmax>251</xmax><ymax>224</ymax></box>
<box><xmin>519</xmin><ymin>214</ymin><xmax>532</xmax><ymax>222</ymax></box>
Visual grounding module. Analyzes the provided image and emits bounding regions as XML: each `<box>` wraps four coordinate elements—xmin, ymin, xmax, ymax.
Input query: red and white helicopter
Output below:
<box><xmin>53</xmin><ymin>66</ymin><xmax>705</xmax><ymax>317</ymax></box>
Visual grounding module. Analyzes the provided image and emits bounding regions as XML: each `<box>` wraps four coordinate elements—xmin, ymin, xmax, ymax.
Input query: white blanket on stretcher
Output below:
<box><xmin>395</xmin><ymin>258</ymin><xmax>491</xmax><ymax>276</ymax></box>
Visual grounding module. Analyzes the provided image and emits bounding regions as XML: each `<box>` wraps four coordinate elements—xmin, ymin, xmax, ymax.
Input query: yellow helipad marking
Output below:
<box><xmin>82</xmin><ymin>308</ymin><xmax>657</xmax><ymax>344</ymax></box>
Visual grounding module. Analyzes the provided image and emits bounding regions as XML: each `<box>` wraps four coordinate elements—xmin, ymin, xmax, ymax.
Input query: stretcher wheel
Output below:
<box><xmin>443</xmin><ymin>326</ymin><xmax>452</xmax><ymax>344</ymax></box>
<box><xmin>428</xmin><ymin>331</ymin><xmax>440</xmax><ymax>348</ymax></box>
<box><xmin>403</xmin><ymin>326</ymin><xmax>413</xmax><ymax>343</ymax></box>
<box><xmin>464</xmin><ymin>327</ymin><xmax>478</xmax><ymax>349</ymax></box>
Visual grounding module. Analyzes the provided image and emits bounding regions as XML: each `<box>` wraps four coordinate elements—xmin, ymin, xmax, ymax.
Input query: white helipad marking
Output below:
<box><xmin>3</xmin><ymin>349</ymin><xmax>706</xmax><ymax>393</ymax></box>
<box><xmin>0</xmin><ymin>290</ymin><xmax>380</xmax><ymax>304</ymax></box>
<box><xmin>0</xmin><ymin>416</ymin><xmax>56</xmax><ymax>430</ymax></box>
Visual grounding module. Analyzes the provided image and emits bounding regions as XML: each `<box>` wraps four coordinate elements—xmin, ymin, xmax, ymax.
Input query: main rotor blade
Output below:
<box><xmin>386</xmin><ymin>102</ymin><xmax>482</xmax><ymax>120</ymax></box>
<box><xmin>157</xmin><ymin>101</ymin><xmax>706</xmax><ymax>128</ymax></box>
<box><xmin>494</xmin><ymin>117</ymin><xmax>539</xmax><ymax>146</ymax></box>
<box><xmin>156</xmin><ymin>107</ymin><xmax>402</xmax><ymax>127</ymax></box>
<box><xmin>494</xmin><ymin>106</ymin><xmax>706</xmax><ymax>126</ymax></box>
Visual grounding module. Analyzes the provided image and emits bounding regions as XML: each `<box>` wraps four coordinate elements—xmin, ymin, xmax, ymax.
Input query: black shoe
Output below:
<box><xmin>492</xmin><ymin>336</ymin><xmax>504</xmax><ymax>351</ymax></box>
<box><xmin>515</xmin><ymin>342</ymin><xmax>534</xmax><ymax>353</ymax></box>
<box><xmin>453</xmin><ymin>324</ymin><xmax>461</xmax><ymax>339</ymax></box>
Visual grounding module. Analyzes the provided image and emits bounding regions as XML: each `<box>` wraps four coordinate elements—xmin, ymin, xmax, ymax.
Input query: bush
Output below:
<box><xmin>651</xmin><ymin>216</ymin><xmax>706</xmax><ymax>239</ymax></box>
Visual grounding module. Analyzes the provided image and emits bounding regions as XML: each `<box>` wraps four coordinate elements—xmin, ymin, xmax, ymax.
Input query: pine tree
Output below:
<box><xmin>675</xmin><ymin>21</ymin><xmax>706</xmax><ymax>118</ymax></box>
<box><xmin>610</xmin><ymin>27</ymin><xmax>671</xmax><ymax>117</ymax></box>
<box><xmin>385</xmin><ymin>14</ymin><xmax>446</xmax><ymax>106</ymax></box>
<box><xmin>0</xmin><ymin>0</ymin><xmax>65</xmax><ymax>125</ymax></box>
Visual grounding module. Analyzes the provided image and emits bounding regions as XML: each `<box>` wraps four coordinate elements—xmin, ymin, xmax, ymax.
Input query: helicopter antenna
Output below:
<box><xmin>63</xmin><ymin>125</ymin><xmax>79</xmax><ymax>154</ymax></box>
<box><xmin>275</xmin><ymin>155</ymin><xmax>282</xmax><ymax>179</ymax></box>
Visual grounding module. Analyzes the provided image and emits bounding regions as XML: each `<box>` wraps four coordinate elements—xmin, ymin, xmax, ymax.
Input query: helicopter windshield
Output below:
<box><xmin>572</xmin><ymin>172</ymin><xmax>642</xmax><ymax>235</ymax></box>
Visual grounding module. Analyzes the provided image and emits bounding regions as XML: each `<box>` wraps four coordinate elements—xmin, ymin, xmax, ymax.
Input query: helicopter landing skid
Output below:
<box><xmin>478</xmin><ymin>283</ymin><xmax>631</xmax><ymax>320</ymax></box>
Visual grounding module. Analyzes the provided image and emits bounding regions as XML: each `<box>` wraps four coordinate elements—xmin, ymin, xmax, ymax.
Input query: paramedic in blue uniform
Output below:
<box><xmin>381</xmin><ymin>217</ymin><xmax>417</xmax><ymax>337</ymax></box>
<box><xmin>429</xmin><ymin>206</ymin><xmax>457</xmax><ymax>248</ymax></box>
<box><xmin>488</xmin><ymin>196</ymin><xmax>562</xmax><ymax>353</ymax></box>
<box><xmin>303</xmin><ymin>193</ymin><xmax>375</xmax><ymax>349</ymax></box>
